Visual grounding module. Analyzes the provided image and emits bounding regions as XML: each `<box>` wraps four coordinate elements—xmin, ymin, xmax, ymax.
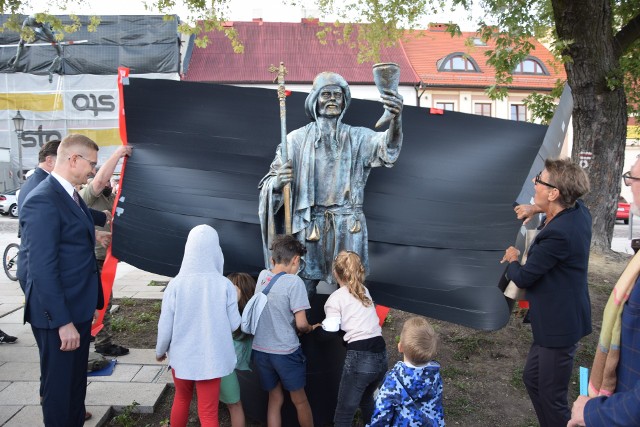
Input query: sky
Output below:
<box><xmin>23</xmin><ymin>0</ymin><xmax>487</xmax><ymax>31</ymax></box>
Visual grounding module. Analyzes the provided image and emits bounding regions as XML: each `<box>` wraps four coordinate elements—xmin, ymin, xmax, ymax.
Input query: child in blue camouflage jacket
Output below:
<box><xmin>368</xmin><ymin>316</ymin><xmax>445</xmax><ymax>427</ymax></box>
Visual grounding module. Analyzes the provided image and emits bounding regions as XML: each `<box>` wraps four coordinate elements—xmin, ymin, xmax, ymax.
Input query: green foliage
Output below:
<box><xmin>112</xmin><ymin>401</ymin><xmax>140</xmax><ymax>427</ymax></box>
<box><xmin>522</xmin><ymin>79</ymin><xmax>564</xmax><ymax>124</ymax></box>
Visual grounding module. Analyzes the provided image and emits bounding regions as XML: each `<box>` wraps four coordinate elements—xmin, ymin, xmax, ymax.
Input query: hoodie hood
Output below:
<box><xmin>304</xmin><ymin>71</ymin><xmax>352</xmax><ymax>122</ymax></box>
<box><xmin>392</xmin><ymin>360</ymin><xmax>443</xmax><ymax>404</ymax></box>
<box><xmin>177</xmin><ymin>224</ymin><xmax>224</xmax><ymax>276</ymax></box>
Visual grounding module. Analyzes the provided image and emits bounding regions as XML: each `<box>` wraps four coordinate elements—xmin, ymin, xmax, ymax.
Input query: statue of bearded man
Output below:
<box><xmin>259</xmin><ymin>71</ymin><xmax>403</xmax><ymax>297</ymax></box>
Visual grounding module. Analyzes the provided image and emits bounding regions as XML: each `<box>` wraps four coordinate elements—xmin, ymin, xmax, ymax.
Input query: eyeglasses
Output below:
<box><xmin>534</xmin><ymin>171</ymin><xmax>557</xmax><ymax>189</ymax></box>
<box><xmin>623</xmin><ymin>171</ymin><xmax>640</xmax><ymax>187</ymax></box>
<box><xmin>73</xmin><ymin>154</ymin><xmax>98</xmax><ymax>169</ymax></box>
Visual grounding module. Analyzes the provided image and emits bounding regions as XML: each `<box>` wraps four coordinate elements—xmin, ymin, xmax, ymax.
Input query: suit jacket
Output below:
<box><xmin>584</xmin><ymin>281</ymin><xmax>640</xmax><ymax>426</ymax></box>
<box><xmin>20</xmin><ymin>175</ymin><xmax>104</xmax><ymax>329</ymax></box>
<box><xmin>17</xmin><ymin>167</ymin><xmax>107</xmax><ymax>282</ymax></box>
<box><xmin>506</xmin><ymin>200</ymin><xmax>592</xmax><ymax>348</ymax></box>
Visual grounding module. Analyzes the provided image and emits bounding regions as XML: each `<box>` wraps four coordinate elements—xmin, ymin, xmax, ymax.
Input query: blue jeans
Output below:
<box><xmin>334</xmin><ymin>349</ymin><xmax>388</xmax><ymax>427</ymax></box>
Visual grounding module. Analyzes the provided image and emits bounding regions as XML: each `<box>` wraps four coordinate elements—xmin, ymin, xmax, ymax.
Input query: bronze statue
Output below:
<box><xmin>259</xmin><ymin>70</ymin><xmax>403</xmax><ymax>297</ymax></box>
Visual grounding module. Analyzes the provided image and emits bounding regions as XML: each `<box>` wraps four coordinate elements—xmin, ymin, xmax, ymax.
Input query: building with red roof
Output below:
<box><xmin>183</xmin><ymin>19</ymin><xmax>565</xmax><ymax>121</ymax></box>
<box><xmin>184</xmin><ymin>19</ymin><xmax>420</xmax><ymax>106</ymax></box>
<box><xmin>402</xmin><ymin>23</ymin><xmax>565</xmax><ymax>121</ymax></box>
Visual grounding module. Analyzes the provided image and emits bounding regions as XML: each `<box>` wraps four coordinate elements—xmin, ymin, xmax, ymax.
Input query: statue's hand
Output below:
<box><xmin>274</xmin><ymin>159</ymin><xmax>293</xmax><ymax>190</ymax></box>
<box><xmin>381</xmin><ymin>89</ymin><xmax>403</xmax><ymax>118</ymax></box>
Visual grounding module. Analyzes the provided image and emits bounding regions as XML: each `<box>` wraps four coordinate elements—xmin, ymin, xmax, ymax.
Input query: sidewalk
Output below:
<box><xmin>0</xmin><ymin>263</ymin><xmax>172</xmax><ymax>426</ymax></box>
<box><xmin>0</xmin><ymin>236</ymin><xmax>636</xmax><ymax>426</ymax></box>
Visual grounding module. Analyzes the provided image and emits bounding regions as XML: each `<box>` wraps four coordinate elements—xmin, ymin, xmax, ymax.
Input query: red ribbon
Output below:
<box><xmin>91</xmin><ymin>67</ymin><xmax>130</xmax><ymax>336</ymax></box>
<box><xmin>375</xmin><ymin>305</ymin><xmax>391</xmax><ymax>327</ymax></box>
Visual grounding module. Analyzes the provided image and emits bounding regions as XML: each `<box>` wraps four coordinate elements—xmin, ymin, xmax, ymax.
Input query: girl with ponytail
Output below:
<box><xmin>321</xmin><ymin>250</ymin><xmax>388</xmax><ymax>426</ymax></box>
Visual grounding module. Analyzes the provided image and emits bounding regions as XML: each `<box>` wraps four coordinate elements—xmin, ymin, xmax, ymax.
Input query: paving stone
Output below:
<box><xmin>0</xmin><ymin>304</ymin><xmax>22</xmax><ymax>319</ymax></box>
<box><xmin>0</xmin><ymin>381</ymin><xmax>10</xmax><ymax>392</ymax></box>
<box><xmin>0</xmin><ymin>346</ymin><xmax>40</xmax><ymax>363</ymax></box>
<box><xmin>156</xmin><ymin>367</ymin><xmax>174</xmax><ymax>384</ymax></box>
<box><xmin>0</xmin><ymin>308</ymin><xmax>24</xmax><ymax>323</ymax></box>
<box><xmin>0</xmin><ymin>362</ymin><xmax>40</xmax><ymax>382</ymax></box>
<box><xmin>0</xmin><ymin>295</ymin><xmax>25</xmax><ymax>304</ymax></box>
<box><xmin>1</xmin><ymin>404</ymin><xmax>111</xmax><ymax>427</ymax></box>
<box><xmin>87</xmin><ymin>363</ymin><xmax>141</xmax><ymax>382</ymax></box>
<box><xmin>0</xmin><ymin>405</ymin><xmax>22</xmax><ymax>426</ymax></box>
<box><xmin>85</xmin><ymin>382</ymin><xmax>167</xmax><ymax>413</ymax></box>
<box><xmin>0</xmin><ymin>381</ymin><xmax>41</xmax><ymax>405</ymax></box>
<box><xmin>115</xmin><ymin>348</ymin><xmax>161</xmax><ymax>365</ymax></box>
<box><xmin>131</xmin><ymin>365</ymin><xmax>164</xmax><ymax>383</ymax></box>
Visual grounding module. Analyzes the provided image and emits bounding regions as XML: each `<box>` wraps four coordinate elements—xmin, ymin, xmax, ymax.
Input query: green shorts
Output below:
<box><xmin>219</xmin><ymin>370</ymin><xmax>240</xmax><ymax>404</ymax></box>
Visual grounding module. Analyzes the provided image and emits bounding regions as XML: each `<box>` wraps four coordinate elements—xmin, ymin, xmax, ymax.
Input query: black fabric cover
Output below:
<box><xmin>0</xmin><ymin>15</ymin><xmax>179</xmax><ymax>75</ymax></box>
<box><xmin>115</xmin><ymin>78</ymin><xmax>548</xmax><ymax>330</ymax></box>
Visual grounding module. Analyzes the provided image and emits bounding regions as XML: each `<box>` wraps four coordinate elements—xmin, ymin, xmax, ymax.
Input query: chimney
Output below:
<box><xmin>302</xmin><ymin>18</ymin><xmax>320</xmax><ymax>26</ymax></box>
<box><xmin>222</xmin><ymin>21</ymin><xmax>234</xmax><ymax>28</ymax></box>
<box><xmin>429</xmin><ymin>23</ymin><xmax>449</xmax><ymax>32</ymax></box>
<box><xmin>253</xmin><ymin>18</ymin><xmax>263</xmax><ymax>25</ymax></box>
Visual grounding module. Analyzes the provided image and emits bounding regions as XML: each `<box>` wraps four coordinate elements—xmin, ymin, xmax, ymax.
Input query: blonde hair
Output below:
<box><xmin>333</xmin><ymin>251</ymin><xmax>372</xmax><ymax>307</ymax></box>
<box><xmin>400</xmin><ymin>316</ymin><xmax>438</xmax><ymax>365</ymax></box>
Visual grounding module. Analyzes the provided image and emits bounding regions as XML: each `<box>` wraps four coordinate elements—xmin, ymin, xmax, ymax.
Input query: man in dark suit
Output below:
<box><xmin>567</xmin><ymin>158</ymin><xmax>640</xmax><ymax>427</ymax></box>
<box><xmin>17</xmin><ymin>139</ymin><xmax>110</xmax><ymax>292</ymax></box>
<box><xmin>20</xmin><ymin>134</ymin><xmax>105</xmax><ymax>427</ymax></box>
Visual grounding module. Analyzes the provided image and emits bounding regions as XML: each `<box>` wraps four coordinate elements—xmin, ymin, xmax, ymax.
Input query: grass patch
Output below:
<box><xmin>111</xmin><ymin>401</ymin><xmax>140</xmax><ymax>427</ymax></box>
<box><xmin>510</xmin><ymin>367</ymin><xmax>525</xmax><ymax>390</ymax></box>
<box><xmin>444</xmin><ymin>396</ymin><xmax>473</xmax><ymax>418</ymax></box>
<box><xmin>441</xmin><ymin>365</ymin><xmax>469</xmax><ymax>379</ymax></box>
<box><xmin>148</xmin><ymin>280</ymin><xmax>169</xmax><ymax>287</ymax></box>
<box><xmin>516</xmin><ymin>418</ymin><xmax>539</xmax><ymax>427</ymax></box>
<box><xmin>118</xmin><ymin>297</ymin><xmax>136</xmax><ymax>307</ymax></box>
<box><xmin>111</xmin><ymin>317</ymin><xmax>140</xmax><ymax>333</ymax></box>
<box><xmin>450</xmin><ymin>335</ymin><xmax>491</xmax><ymax>361</ymax></box>
<box><xmin>589</xmin><ymin>281</ymin><xmax>613</xmax><ymax>297</ymax></box>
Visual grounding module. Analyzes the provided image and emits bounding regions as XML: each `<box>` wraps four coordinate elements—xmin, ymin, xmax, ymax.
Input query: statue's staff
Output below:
<box><xmin>269</xmin><ymin>61</ymin><xmax>292</xmax><ymax>234</ymax></box>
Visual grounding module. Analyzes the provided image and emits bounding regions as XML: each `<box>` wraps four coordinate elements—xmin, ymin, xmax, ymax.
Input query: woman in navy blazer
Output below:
<box><xmin>502</xmin><ymin>158</ymin><xmax>592</xmax><ymax>427</ymax></box>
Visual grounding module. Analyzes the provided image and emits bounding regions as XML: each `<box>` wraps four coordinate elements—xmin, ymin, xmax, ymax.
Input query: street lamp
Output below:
<box><xmin>12</xmin><ymin>110</ymin><xmax>25</xmax><ymax>185</ymax></box>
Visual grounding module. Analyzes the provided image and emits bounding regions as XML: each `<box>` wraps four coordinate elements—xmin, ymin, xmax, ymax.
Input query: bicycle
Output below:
<box><xmin>3</xmin><ymin>243</ymin><xmax>19</xmax><ymax>281</ymax></box>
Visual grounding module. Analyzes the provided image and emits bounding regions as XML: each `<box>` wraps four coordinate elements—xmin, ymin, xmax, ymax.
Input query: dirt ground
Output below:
<box><xmin>106</xmin><ymin>251</ymin><xmax>629</xmax><ymax>427</ymax></box>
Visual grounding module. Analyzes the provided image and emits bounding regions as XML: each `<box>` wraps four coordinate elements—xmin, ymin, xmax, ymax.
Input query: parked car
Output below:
<box><xmin>617</xmin><ymin>196</ymin><xmax>630</xmax><ymax>224</ymax></box>
<box><xmin>0</xmin><ymin>189</ymin><xmax>18</xmax><ymax>218</ymax></box>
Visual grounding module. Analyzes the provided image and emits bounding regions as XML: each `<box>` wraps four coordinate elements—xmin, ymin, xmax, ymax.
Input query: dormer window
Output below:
<box><xmin>437</xmin><ymin>53</ymin><xmax>481</xmax><ymax>72</ymax></box>
<box><xmin>514</xmin><ymin>57</ymin><xmax>548</xmax><ymax>75</ymax></box>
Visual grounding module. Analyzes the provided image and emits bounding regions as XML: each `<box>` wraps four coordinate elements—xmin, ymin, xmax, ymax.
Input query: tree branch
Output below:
<box><xmin>614</xmin><ymin>13</ymin><xmax>640</xmax><ymax>57</ymax></box>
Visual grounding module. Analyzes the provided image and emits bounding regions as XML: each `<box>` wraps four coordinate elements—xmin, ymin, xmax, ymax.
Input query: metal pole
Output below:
<box><xmin>17</xmin><ymin>133</ymin><xmax>23</xmax><ymax>186</ymax></box>
<box><xmin>269</xmin><ymin>62</ymin><xmax>292</xmax><ymax>235</ymax></box>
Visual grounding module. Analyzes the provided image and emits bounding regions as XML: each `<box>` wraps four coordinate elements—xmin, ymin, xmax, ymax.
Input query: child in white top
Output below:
<box><xmin>321</xmin><ymin>250</ymin><xmax>387</xmax><ymax>427</ymax></box>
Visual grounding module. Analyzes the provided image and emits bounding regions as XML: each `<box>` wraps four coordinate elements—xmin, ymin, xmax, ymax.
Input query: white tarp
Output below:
<box><xmin>0</xmin><ymin>72</ymin><xmax>178</xmax><ymax>188</ymax></box>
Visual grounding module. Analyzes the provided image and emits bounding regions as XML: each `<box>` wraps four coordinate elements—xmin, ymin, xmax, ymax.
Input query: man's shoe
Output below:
<box><xmin>0</xmin><ymin>330</ymin><xmax>17</xmax><ymax>344</ymax></box>
<box><xmin>94</xmin><ymin>344</ymin><xmax>129</xmax><ymax>356</ymax></box>
<box><xmin>85</xmin><ymin>411</ymin><xmax>92</xmax><ymax>422</ymax></box>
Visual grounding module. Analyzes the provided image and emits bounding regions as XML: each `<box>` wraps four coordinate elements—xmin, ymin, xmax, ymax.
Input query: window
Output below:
<box><xmin>511</xmin><ymin>104</ymin><xmax>527</xmax><ymax>122</ymax></box>
<box><xmin>436</xmin><ymin>102</ymin><xmax>455</xmax><ymax>111</ymax></box>
<box><xmin>513</xmin><ymin>57</ymin><xmax>548</xmax><ymax>75</ymax></box>
<box><xmin>472</xmin><ymin>37</ymin><xmax>487</xmax><ymax>46</ymax></box>
<box><xmin>475</xmin><ymin>103</ymin><xmax>491</xmax><ymax>117</ymax></box>
<box><xmin>438</xmin><ymin>53</ymin><xmax>481</xmax><ymax>72</ymax></box>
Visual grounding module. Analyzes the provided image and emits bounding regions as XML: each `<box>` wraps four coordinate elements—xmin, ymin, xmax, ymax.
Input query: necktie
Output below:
<box><xmin>72</xmin><ymin>190</ymin><xmax>81</xmax><ymax>207</ymax></box>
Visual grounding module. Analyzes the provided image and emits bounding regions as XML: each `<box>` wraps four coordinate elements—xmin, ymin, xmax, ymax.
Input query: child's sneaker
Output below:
<box><xmin>0</xmin><ymin>330</ymin><xmax>17</xmax><ymax>344</ymax></box>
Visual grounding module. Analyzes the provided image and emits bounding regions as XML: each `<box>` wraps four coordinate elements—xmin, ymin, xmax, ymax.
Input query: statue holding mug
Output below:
<box><xmin>259</xmin><ymin>67</ymin><xmax>404</xmax><ymax>297</ymax></box>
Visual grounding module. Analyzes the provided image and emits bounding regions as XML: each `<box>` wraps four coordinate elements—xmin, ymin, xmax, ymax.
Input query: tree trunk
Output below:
<box><xmin>551</xmin><ymin>0</ymin><xmax>627</xmax><ymax>252</ymax></box>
